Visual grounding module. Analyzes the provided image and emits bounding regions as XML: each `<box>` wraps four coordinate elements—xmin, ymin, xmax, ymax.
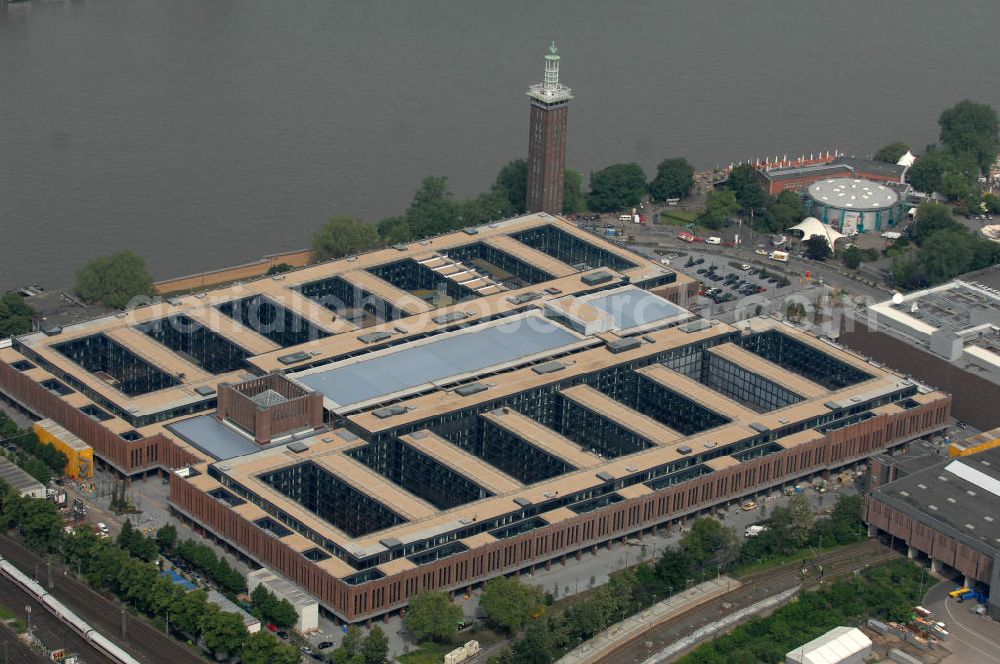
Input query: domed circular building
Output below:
<box><xmin>806</xmin><ymin>178</ymin><xmax>902</xmax><ymax>235</ymax></box>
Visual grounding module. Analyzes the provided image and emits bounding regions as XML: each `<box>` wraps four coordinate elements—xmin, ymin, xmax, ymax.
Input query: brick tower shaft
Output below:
<box><xmin>526</xmin><ymin>42</ymin><xmax>573</xmax><ymax>215</ymax></box>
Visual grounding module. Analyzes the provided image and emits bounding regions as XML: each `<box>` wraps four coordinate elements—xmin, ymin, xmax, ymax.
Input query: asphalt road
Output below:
<box><xmin>923</xmin><ymin>579</ymin><xmax>1000</xmax><ymax>664</ymax></box>
<box><xmin>0</xmin><ymin>535</ymin><xmax>205</xmax><ymax>664</ymax></box>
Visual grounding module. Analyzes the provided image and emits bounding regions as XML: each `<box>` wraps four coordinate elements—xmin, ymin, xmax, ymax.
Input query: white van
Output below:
<box><xmin>770</xmin><ymin>250</ymin><xmax>789</xmax><ymax>262</ymax></box>
<box><xmin>706</xmin><ymin>236</ymin><xmax>721</xmax><ymax>245</ymax></box>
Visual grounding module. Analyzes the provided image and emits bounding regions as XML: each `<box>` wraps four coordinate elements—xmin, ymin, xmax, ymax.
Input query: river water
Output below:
<box><xmin>1</xmin><ymin>0</ymin><xmax>998</xmax><ymax>290</ymax></box>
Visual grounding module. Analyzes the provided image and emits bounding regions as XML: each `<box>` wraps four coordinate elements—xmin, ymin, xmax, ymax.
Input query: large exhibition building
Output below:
<box><xmin>0</xmin><ymin>214</ymin><xmax>951</xmax><ymax>624</ymax></box>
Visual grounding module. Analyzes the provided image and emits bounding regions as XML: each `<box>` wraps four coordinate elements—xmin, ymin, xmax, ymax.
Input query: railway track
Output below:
<box><xmin>597</xmin><ymin>539</ymin><xmax>899</xmax><ymax>664</ymax></box>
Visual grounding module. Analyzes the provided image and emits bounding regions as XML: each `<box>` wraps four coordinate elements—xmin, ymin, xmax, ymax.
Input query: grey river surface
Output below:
<box><xmin>2</xmin><ymin>0</ymin><xmax>999</xmax><ymax>290</ymax></box>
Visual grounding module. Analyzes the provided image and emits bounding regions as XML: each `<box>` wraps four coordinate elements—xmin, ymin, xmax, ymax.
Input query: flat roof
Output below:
<box><xmin>291</xmin><ymin>312</ymin><xmax>586</xmax><ymax>411</ymax></box>
<box><xmin>0</xmin><ymin>456</ymin><xmax>44</xmax><ymax>494</ymax></box>
<box><xmin>873</xmin><ymin>446</ymin><xmax>1000</xmax><ymax>555</ymax></box>
<box><xmin>167</xmin><ymin>415</ymin><xmax>261</xmax><ymax>460</ymax></box>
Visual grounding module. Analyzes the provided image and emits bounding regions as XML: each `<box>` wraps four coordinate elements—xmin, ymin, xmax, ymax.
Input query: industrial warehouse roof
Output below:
<box><xmin>290</xmin><ymin>313</ymin><xmax>586</xmax><ymax>411</ymax></box>
<box><xmin>167</xmin><ymin>415</ymin><xmax>260</xmax><ymax>460</ymax></box>
<box><xmin>872</xmin><ymin>445</ymin><xmax>1000</xmax><ymax>555</ymax></box>
<box><xmin>580</xmin><ymin>285</ymin><xmax>690</xmax><ymax>332</ymax></box>
<box><xmin>807</xmin><ymin>178</ymin><xmax>899</xmax><ymax>210</ymax></box>
<box><xmin>0</xmin><ymin>456</ymin><xmax>45</xmax><ymax>496</ymax></box>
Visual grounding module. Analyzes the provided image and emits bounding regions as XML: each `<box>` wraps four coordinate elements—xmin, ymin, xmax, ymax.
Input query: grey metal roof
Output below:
<box><xmin>293</xmin><ymin>316</ymin><xmax>581</xmax><ymax>409</ymax></box>
<box><xmin>832</xmin><ymin>156</ymin><xmax>907</xmax><ymax>179</ymax></box>
<box><xmin>872</xmin><ymin>446</ymin><xmax>1000</xmax><ymax>556</ymax></box>
<box><xmin>808</xmin><ymin>178</ymin><xmax>899</xmax><ymax>210</ymax></box>
<box><xmin>761</xmin><ymin>163</ymin><xmax>847</xmax><ymax>182</ymax></box>
<box><xmin>0</xmin><ymin>456</ymin><xmax>44</xmax><ymax>495</ymax></box>
<box><xmin>167</xmin><ymin>415</ymin><xmax>260</xmax><ymax>461</ymax></box>
<box><xmin>585</xmin><ymin>287</ymin><xmax>687</xmax><ymax>331</ymax></box>
<box><xmin>206</xmin><ymin>590</ymin><xmax>259</xmax><ymax>628</ymax></box>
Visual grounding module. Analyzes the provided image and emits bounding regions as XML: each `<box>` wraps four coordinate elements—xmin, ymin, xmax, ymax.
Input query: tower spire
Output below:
<box><xmin>525</xmin><ymin>42</ymin><xmax>573</xmax><ymax>215</ymax></box>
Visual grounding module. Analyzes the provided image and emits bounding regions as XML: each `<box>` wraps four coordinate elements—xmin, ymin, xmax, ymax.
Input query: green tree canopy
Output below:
<box><xmin>698</xmin><ymin>189</ymin><xmax>739</xmax><ymax>230</ymax></box>
<box><xmin>512</xmin><ymin>618</ymin><xmax>555</xmax><ymax>664</ymax></box>
<box><xmin>803</xmin><ymin>235</ymin><xmax>832</xmax><ymax>261</ymax></box>
<box><xmin>75</xmin><ymin>251</ymin><xmax>155</xmax><ymax>310</ymax></box>
<box><xmin>587</xmin><ymin>163</ymin><xmax>647</xmax><ymax>212</ymax></box>
<box><xmin>873</xmin><ymin>142</ymin><xmax>909</xmax><ymax>163</ymax></box>
<box><xmin>909</xmin><ymin>202</ymin><xmax>960</xmax><ymax>245</ymax></box>
<box><xmin>649</xmin><ymin>158</ymin><xmax>695</xmax><ymax>201</ymax></box>
<box><xmin>492</xmin><ymin>159</ymin><xmax>528</xmax><ymax>214</ymax></box>
<box><xmin>563</xmin><ymin>168</ymin><xmax>585</xmax><ymax>215</ymax></box>
<box><xmin>403</xmin><ymin>176</ymin><xmax>462</xmax><ymax>238</ymax></box>
<box><xmin>156</xmin><ymin>523</ymin><xmax>178</xmax><ymax>551</ymax></box>
<box><xmin>480</xmin><ymin>575</ymin><xmax>547</xmax><ymax>633</ymax></box>
<box><xmin>404</xmin><ymin>590</ymin><xmax>462</xmax><ymax>643</ymax></box>
<box><xmin>0</xmin><ymin>292</ymin><xmax>34</xmax><ymax>338</ymax></box>
<box><xmin>761</xmin><ymin>190</ymin><xmax>806</xmax><ymax>233</ymax></box>
<box><xmin>841</xmin><ymin>245</ymin><xmax>863</xmax><ymax>270</ymax></box>
<box><xmin>200</xmin><ymin>604</ymin><xmax>248</xmax><ymax>657</ymax></box>
<box><xmin>907</xmin><ymin>146</ymin><xmax>979</xmax><ymax>196</ymax></box>
<box><xmin>312</xmin><ymin>215</ymin><xmax>380</xmax><ymax>261</ymax></box>
<box><xmin>939</xmin><ymin>100</ymin><xmax>1000</xmax><ymax>174</ymax></box>
<box><xmin>726</xmin><ymin>164</ymin><xmax>767</xmax><ymax>214</ymax></box>
<box><xmin>360</xmin><ymin>625</ymin><xmax>389</xmax><ymax>664</ymax></box>
<box><xmin>241</xmin><ymin>631</ymin><xmax>300</xmax><ymax>664</ymax></box>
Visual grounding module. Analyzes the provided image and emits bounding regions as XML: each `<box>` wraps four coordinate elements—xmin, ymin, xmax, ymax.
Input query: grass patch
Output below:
<box><xmin>0</xmin><ymin>604</ymin><xmax>15</xmax><ymax>621</ymax></box>
<box><xmin>657</xmin><ymin>210</ymin><xmax>699</xmax><ymax>225</ymax></box>
<box><xmin>398</xmin><ymin>642</ymin><xmax>456</xmax><ymax>664</ymax></box>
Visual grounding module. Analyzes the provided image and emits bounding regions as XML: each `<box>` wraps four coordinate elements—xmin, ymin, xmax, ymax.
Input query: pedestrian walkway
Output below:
<box><xmin>555</xmin><ymin>576</ymin><xmax>740</xmax><ymax>664</ymax></box>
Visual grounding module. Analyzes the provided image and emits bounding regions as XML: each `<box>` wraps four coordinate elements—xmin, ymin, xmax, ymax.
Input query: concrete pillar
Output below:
<box><xmin>382</xmin><ymin>613</ymin><xmax>388</xmax><ymax>623</ymax></box>
<box><xmin>908</xmin><ymin>546</ymin><xmax>917</xmax><ymax>560</ymax></box>
<box><xmin>964</xmin><ymin>575</ymin><xmax>972</xmax><ymax>589</ymax></box>
<box><xmin>868</xmin><ymin>524</ymin><xmax>878</xmax><ymax>538</ymax></box>
<box><xmin>591</xmin><ymin>545</ymin><xmax>598</xmax><ymax>555</ymax></box>
<box><xmin>575</xmin><ymin>550</ymin><xmax>582</xmax><ymax>561</ymax></box>
<box><xmin>931</xmin><ymin>559</ymin><xmax>941</xmax><ymax>574</ymax></box>
<box><xmin>545</xmin><ymin>560</ymin><xmax>551</xmax><ymax>571</ymax></box>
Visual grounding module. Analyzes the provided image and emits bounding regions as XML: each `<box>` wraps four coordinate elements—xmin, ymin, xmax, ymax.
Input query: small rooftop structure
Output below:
<box><xmin>206</xmin><ymin>589</ymin><xmax>261</xmax><ymax>633</ymax></box>
<box><xmin>167</xmin><ymin>415</ymin><xmax>260</xmax><ymax>461</ymax></box>
<box><xmin>0</xmin><ymin>456</ymin><xmax>45</xmax><ymax>499</ymax></box>
<box><xmin>785</xmin><ymin>626</ymin><xmax>872</xmax><ymax>664</ymax></box>
<box><xmin>247</xmin><ymin>568</ymin><xmax>319</xmax><ymax>633</ymax></box>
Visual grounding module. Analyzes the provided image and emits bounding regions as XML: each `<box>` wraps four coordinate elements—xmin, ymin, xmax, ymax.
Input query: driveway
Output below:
<box><xmin>923</xmin><ymin>579</ymin><xmax>1000</xmax><ymax>664</ymax></box>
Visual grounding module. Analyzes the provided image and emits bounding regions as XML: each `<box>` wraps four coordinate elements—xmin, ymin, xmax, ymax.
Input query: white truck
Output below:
<box><xmin>769</xmin><ymin>250</ymin><xmax>789</xmax><ymax>262</ymax></box>
<box><xmin>744</xmin><ymin>525</ymin><xmax>769</xmax><ymax>538</ymax></box>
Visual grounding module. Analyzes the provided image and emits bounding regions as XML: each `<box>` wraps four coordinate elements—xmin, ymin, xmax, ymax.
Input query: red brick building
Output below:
<box><xmin>526</xmin><ymin>43</ymin><xmax>572</xmax><ymax>215</ymax></box>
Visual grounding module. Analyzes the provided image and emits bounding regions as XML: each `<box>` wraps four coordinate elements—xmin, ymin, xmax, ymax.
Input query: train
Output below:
<box><xmin>0</xmin><ymin>555</ymin><xmax>141</xmax><ymax>664</ymax></box>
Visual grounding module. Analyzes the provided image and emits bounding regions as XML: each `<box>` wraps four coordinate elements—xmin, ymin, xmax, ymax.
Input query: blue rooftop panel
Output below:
<box><xmin>294</xmin><ymin>316</ymin><xmax>582</xmax><ymax>408</ymax></box>
<box><xmin>585</xmin><ymin>287</ymin><xmax>687</xmax><ymax>331</ymax></box>
<box><xmin>167</xmin><ymin>415</ymin><xmax>259</xmax><ymax>461</ymax></box>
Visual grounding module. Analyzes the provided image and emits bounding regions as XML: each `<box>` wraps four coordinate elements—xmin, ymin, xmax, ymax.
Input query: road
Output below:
<box><xmin>923</xmin><ymin>579</ymin><xmax>1000</xmax><ymax>664</ymax></box>
<box><xmin>0</xmin><ymin>535</ymin><xmax>205</xmax><ymax>664</ymax></box>
<box><xmin>598</xmin><ymin>539</ymin><xmax>897</xmax><ymax>664</ymax></box>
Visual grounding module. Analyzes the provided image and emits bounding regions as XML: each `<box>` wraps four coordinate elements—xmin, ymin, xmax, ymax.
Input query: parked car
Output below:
<box><xmin>696</xmin><ymin>268</ymin><xmax>707</xmax><ymax>274</ymax></box>
<box><xmin>317</xmin><ymin>642</ymin><xmax>334</xmax><ymax>650</ymax></box>
<box><xmin>956</xmin><ymin>420</ymin><xmax>968</xmax><ymax>429</ymax></box>
<box><xmin>277</xmin><ymin>631</ymin><xmax>289</xmax><ymax>640</ymax></box>
<box><xmin>741</xmin><ymin>500</ymin><xmax>757</xmax><ymax>511</ymax></box>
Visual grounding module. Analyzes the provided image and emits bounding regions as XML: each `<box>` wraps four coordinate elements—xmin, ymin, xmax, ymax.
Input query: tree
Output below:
<box><xmin>312</xmin><ymin>215</ymin><xmax>379</xmax><ymax>261</ymax></box>
<box><xmin>726</xmin><ymin>164</ymin><xmax>767</xmax><ymax>214</ymax></box>
<box><xmin>587</xmin><ymin>163</ymin><xmax>647</xmax><ymax>212</ymax></box>
<box><xmin>841</xmin><ymin>245</ymin><xmax>863</xmax><ymax>270</ymax></box>
<box><xmin>909</xmin><ymin>202</ymin><xmax>960</xmax><ymax>246</ymax></box>
<box><xmin>906</xmin><ymin>146</ymin><xmax>978</xmax><ymax>195</ymax></box>
<box><xmin>939</xmin><ymin>100</ymin><xmax>1000</xmax><ymax>174</ymax></box>
<box><xmin>649</xmin><ymin>158</ymin><xmax>695</xmax><ymax>201</ymax></box>
<box><xmin>563</xmin><ymin>169</ymin><xmax>585</xmax><ymax>214</ymax></box>
<box><xmin>680</xmin><ymin>518</ymin><xmax>739</xmax><ymax>571</ymax></box>
<box><xmin>265</xmin><ymin>263</ymin><xmax>294</xmax><ymax>276</ymax></box>
<box><xmin>360</xmin><ymin>625</ymin><xmax>389</xmax><ymax>664</ymax></box>
<box><xmin>241</xmin><ymin>631</ymin><xmax>300</xmax><ymax>664</ymax></box>
<box><xmin>404</xmin><ymin>590</ymin><xmax>462</xmax><ymax>643</ymax></box>
<box><xmin>75</xmin><ymin>251</ymin><xmax>155</xmax><ymax>310</ymax></box>
<box><xmin>480</xmin><ymin>576</ymin><xmax>547</xmax><ymax>633</ymax></box>
<box><xmin>492</xmin><ymin>159</ymin><xmax>528</xmax><ymax>214</ymax></box>
<box><xmin>787</xmin><ymin>494</ymin><xmax>815</xmax><ymax>546</ymax></box>
<box><xmin>762</xmin><ymin>190</ymin><xmax>806</xmax><ymax>233</ymax></box>
<box><xmin>156</xmin><ymin>523</ymin><xmax>178</xmax><ymax>552</ymax></box>
<box><xmin>403</xmin><ymin>176</ymin><xmax>462</xmax><ymax>239</ymax></box>
<box><xmin>803</xmin><ymin>235</ymin><xmax>832</xmax><ymax>261</ymax></box>
<box><xmin>0</xmin><ymin>292</ymin><xmax>34</xmax><ymax>338</ymax></box>
<box><xmin>14</xmin><ymin>496</ymin><xmax>62</xmax><ymax>551</ymax></box>
<box><xmin>512</xmin><ymin>619</ymin><xmax>555</xmax><ymax>664</ymax></box>
<box><xmin>873</xmin><ymin>142</ymin><xmax>909</xmax><ymax>164</ymax></box>
<box><xmin>698</xmin><ymin>190</ymin><xmax>739</xmax><ymax>230</ymax></box>
<box><xmin>200</xmin><ymin>604</ymin><xmax>247</xmax><ymax>657</ymax></box>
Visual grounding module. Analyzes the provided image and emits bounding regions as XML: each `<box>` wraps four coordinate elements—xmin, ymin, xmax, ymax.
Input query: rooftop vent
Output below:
<box><xmin>545</xmin><ymin>287</ymin><xmax>563</xmax><ymax>295</ymax></box>
<box><xmin>455</xmin><ymin>383</ymin><xmax>488</xmax><ymax>397</ymax></box>
<box><xmin>358</xmin><ymin>331</ymin><xmax>392</xmax><ymax>344</ymax></box>
<box><xmin>596</xmin><ymin>471</ymin><xmax>614</xmax><ymax>482</ymax></box>
<box><xmin>677</xmin><ymin>445</ymin><xmax>693</xmax><ymax>454</ymax></box>
<box><xmin>606</xmin><ymin>337</ymin><xmax>641</xmax><ymax>354</ymax></box>
<box><xmin>750</xmin><ymin>423</ymin><xmax>770</xmax><ymax>433</ymax></box>
<box><xmin>678</xmin><ymin>319</ymin><xmax>712</xmax><ymax>334</ymax></box>
<box><xmin>194</xmin><ymin>386</ymin><xmax>216</xmax><ymax>397</ymax></box>
<box><xmin>513</xmin><ymin>497</ymin><xmax>532</xmax><ymax>507</ymax></box>
<box><xmin>277</xmin><ymin>351</ymin><xmax>311</xmax><ymax>365</ymax></box>
<box><xmin>373</xmin><ymin>405</ymin><xmax>407</xmax><ymax>419</ymax></box>
<box><xmin>506</xmin><ymin>292</ymin><xmax>542</xmax><ymax>305</ymax></box>
<box><xmin>392</xmin><ymin>243</ymin><xmax>408</xmax><ymax>252</ymax></box>
<box><xmin>432</xmin><ymin>311</ymin><xmax>471</xmax><ymax>325</ymax></box>
<box><xmin>287</xmin><ymin>441</ymin><xmax>309</xmax><ymax>453</ymax></box>
<box><xmin>379</xmin><ymin>537</ymin><xmax>402</xmax><ymax>548</ymax></box>
<box><xmin>336</xmin><ymin>430</ymin><xmax>359</xmax><ymax>441</ymax></box>
<box><xmin>642</xmin><ymin>335</ymin><xmax>657</xmax><ymax>344</ymax></box>
<box><xmin>410</xmin><ymin>430</ymin><xmax>429</xmax><ymax>440</ymax></box>
<box><xmin>462</xmin><ymin>227</ymin><xmax>479</xmax><ymax>235</ymax></box>
<box><xmin>899</xmin><ymin>490</ymin><xmax>910</xmax><ymax>497</ymax></box>
<box><xmin>581</xmin><ymin>271</ymin><xmax>613</xmax><ymax>286</ymax></box>
<box><xmin>532</xmin><ymin>361</ymin><xmax>566</xmax><ymax>375</ymax></box>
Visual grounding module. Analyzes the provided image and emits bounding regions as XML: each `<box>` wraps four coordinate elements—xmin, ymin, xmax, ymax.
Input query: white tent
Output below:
<box><xmin>788</xmin><ymin>217</ymin><xmax>846</xmax><ymax>246</ymax></box>
<box><xmin>897</xmin><ymin>150</ymin><xmax>917</xmax><ymax>167</ymax></box>
<box><xmin>786</xmin><ymin>626</ymin><xmax>872</xmax><ymax>664</ymax></box>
